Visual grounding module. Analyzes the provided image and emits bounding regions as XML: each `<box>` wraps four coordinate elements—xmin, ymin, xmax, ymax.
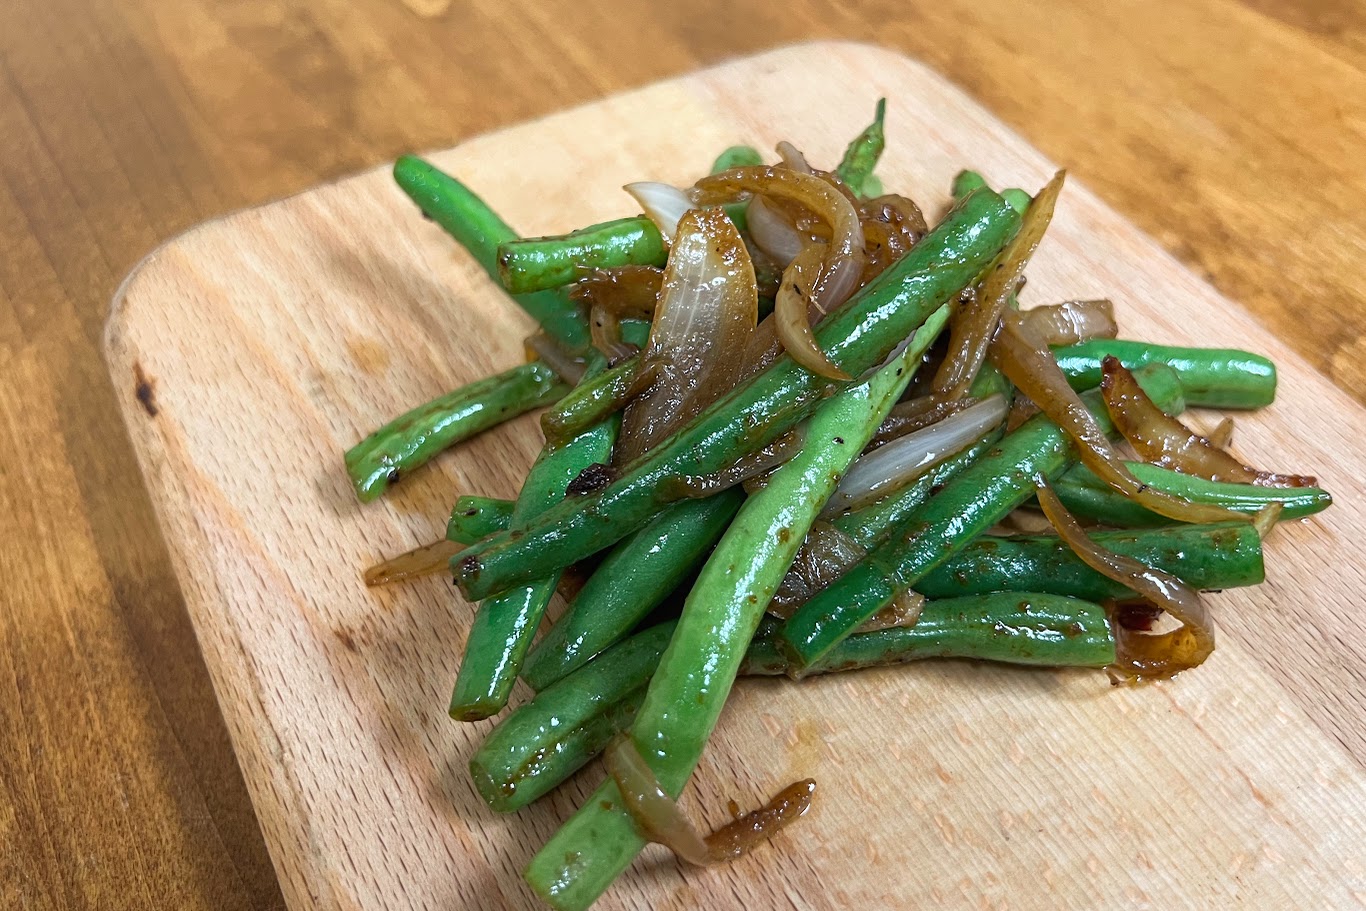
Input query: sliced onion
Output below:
<box><xmin>1206</xmin><ymin>417</ymin><xmax>1234</xmax><ymax>450</ymax></box>
<box><xmin>774</xmin><ymin>140</ymin><xmax>814</xmax><ymax>174</ymax></box>
<box><xmin>625</xmin><ymin>181</ymin><xmax>693</xmax><ymax>242</ymax></box>
<box><xmin>1035</xmin><ymin>483</ymin><xmax>1213</xmax><ymax>682</ymax></box>
<box><xmin>873</xmin><ymin>396</ymin><xmax>974</xmax><ymax>446</ymax></box>
<box><xmin>363</xmin><ymin>538</ymin><xmax>461</xmax><ymax>587</ymax></box>
<box><xmin>1101</xmin><ymin>356</ymin><xmax>1317</xmax><ymax>488</ymax></box>
<box><xmin>605</xmin><ymin>736</ymin><xmax>816</xmax><ymax>865</ymax></box>
<box><xmin>525</xmin><ymin>332</ymin><xmax>586</xmax><ymax>384</ymax></box>
<box><xmin>1017</xmin><ymin>299</ymin><xmax>1117</xmax><ymax>346</ymax></box>
<box><xmin>703</xmin><ymin>778</ymin><xmax>817</xmax><ymax>862</ymax></box>
<box><xmin>989</xmin><ymin>313</ymin><xmax>1248</xmax><ymax>524</ymax></box>
<box><xmin>667</xmin><ymin>428</ymin><xmax>804</xmax><ymax>498</ymax></box>
<box><xmin>776</xmin><ymin>245</ymin><xmax>851</xmax><ymax>379</ymax></box>
<box><xmin>746</xmin><ymin>195</ymin><xmax>806</xmax><ymax>266</ymax></box>
<box><xmin>769</xmin><ymin>521</ymin><xmax>869</xmax><ymax>616</ymax></box>
<box><xmin>934</xmin><ymin>171</ymin><xmax>1066</xmax><ymax>398</ymax></box>
<box><xmin>605</xmin><ymin>736</ymin><xmax>711</xmax><ymax>865</ymax></box>
<box><xmin>692</xmin><ymin>167</ymin><xmax>865</xmax><ymax>267</ymax></box>
<box><xmin>822</xmin><ymin>394</ymin><xmax>1009</xmax><ymax>517</ymax></box>
<box><xmin>618</xmin><ymin>208</ymin><xmax>758</xmax><ymax>462</ymax></box>
<box><xmin>589</xmin><ymin>303</ymin><xmax>638</xmax><ymax>365</ymax></box>
<box><xmin>857</xmin><ymin>590</ymin><xmax>925</xmax><ymax>632</ymax></box>
<box><xmin>571</xmin><ymin>266</ymin><xmax>662</xmax><ymax>317</ymax></box>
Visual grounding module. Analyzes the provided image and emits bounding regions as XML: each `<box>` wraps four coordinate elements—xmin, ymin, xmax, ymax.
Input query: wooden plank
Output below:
<box><xmin>105</xmin><ymin>44</ymin><xmax>1366</xmax><ymax>910</ymax></box>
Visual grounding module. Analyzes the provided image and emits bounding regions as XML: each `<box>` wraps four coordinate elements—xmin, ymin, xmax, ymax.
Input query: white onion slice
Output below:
<box><xmin>745</xmin><ymin>196</ymin><xmax>805</xmax><ymax>265</ymax></box>
<box><xmin>821</xmin><ymin>394</ymin><xmax>1009</xmax><ymax>517</ymax></box>
<box><xmin>624</xmin><ymin>181</ymin><xmax>693</xmax><ymax>243</ymax></box>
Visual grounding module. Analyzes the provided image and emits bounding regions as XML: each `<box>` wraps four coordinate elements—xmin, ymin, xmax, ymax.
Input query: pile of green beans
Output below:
<box><xmin>342</xmin><ymin>115</ymin><xmax>1330</xmax><ymax>911</ymax></box>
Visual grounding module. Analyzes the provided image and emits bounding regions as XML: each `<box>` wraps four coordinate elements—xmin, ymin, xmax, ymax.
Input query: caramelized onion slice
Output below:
<box><xmin>1100</xmin><ymin>356</ymin><xmax>1317</xmax><ymax>488</ymax></box>
<box><xmin>769</xmin><ymin>521</ymin><xmax>869</xmax><ymax>616</ymax></box>
<box><xmin>692</xmin><ymin>166</ymin><xmax>865</xmax><ymax>267</ymax></box>
<box><xmin>605</xmin><ymin>736</ymin><xmax>816</xmax><ymax>865</ymax></box>
<box><xmin>571</xmin><ymin>266</ymin><xmax>662</xmax><ymax>317</ymax></box>
<box><xmin>363</xmin><ymin>539</ymin><xmax>461</xmax><ymax>587</ymax></box>
<box><xmin>619</xmin><ymin>208</ymin><xmax>758</xmax><ymax>462</ymax></box>
<box><xmin>1036</xmin><ymin>483</ymin><xmax>1213</xmax><ymax>683</ymax></box>
<box><xmin>776</xmin><ymin>245</ymin><xmax>851</xmax><ymax>380</ymax></box>
<box><xmin>934</xmin><ymin>171</ymin><xmax>1066</xmax><ymax>398</ymax></box>
<box><xmin>666</xmin><ymin>428</ymin><xmax>805</xmax><ymax>498</ymax></box>
<box><xmin>989</xmin><ymin>314</ymin><xmax>1248</xmax><ymax>525</ymax></box>
<box><xmin>1017</xmin><ymin>298</ymin><xmax>1117</xmax><ymax>346</ymax></box>
<box><xmin>589</xmin><ymin>303</ymin><xmax>637</xmax><ymax>364</ymax></box>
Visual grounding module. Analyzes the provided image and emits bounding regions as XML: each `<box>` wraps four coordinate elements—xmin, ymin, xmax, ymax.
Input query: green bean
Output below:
<box><xmin>457</xmin><ymin>190</ymin><xmax>1021</xmax><ymax>602</ymax></box>
<box><xmin>470</xmin><ymin>622</ymin><xmax>671</xmax><ymax>812</ymax></box>
<box><xmin>392</xmin><ymin>156</ymin><xmax>587</xmax><ymax>347</ymax></box>
<box><xmin>482</xmin><ymin>587</ymin><xmax>1114</xmax><ymax>811</ymax></box>
<box><xmin>1052</xmin><ymin>462</ymin><xmax>1332</xmax><ymax>527</ymax></box>
<box><xmin>1054</xmin><ymin>339</ymin><xmax>1276</xmax><ymax>409</ymax></box>
<box><xmin>450</xmin><ymin>413</ymin><xmax>619</xmax><ymax>721</ymax></box>
<box><xmin>524</xmin><ymin>304</ymin><xmax>945</xmax><ymax>911</ymax></box>
<box><xmin>742</xmin><ymin>593</ymin><xmax>1116</xmax><ymax>675</ymax></box>
<box><xmin>522</xmin><ymin>491</ymin><xmax>744</xmax><ymax>691</ymax></box>
<box><xmin>1001</xmin><ymin>188</ymin><xmax>1032</xmax><ymax>214</ymax></box>
<box><xmin>779</xmin><ymin>364</ymin><xmax>1184</xmax><ymax>672</ymax></box>
<box><xmin>860</xmin><ymin>174</ymin><xmax>884</xmax><ymax>198</ymax></box>
<box><xmin>834</xmin><ymin>98</ymin><xmax>886</xmax><ymax>197</ymax></box>
<box><xmin>345</xmin><ymin>362</ymin><xmax>566</xmax><ymax>502</ymax></box>
<box><xmin>710</xmin><ymin>145</ymin><xmax>764</xmax><ymax>171</ymax></box>
<box><xmin>952</xmin><ymin>169</ymin><xmax>989</xmax><ymax>199</ymax></box>
<box><xmin>541</xmin><ymin>356</ymin><xmax>639</xmax><ymax>444</ymax></box>
<box><xmin>918</xmin><ymin>522</ymin><xmax>1263</xmax><ymax>601</ymax></box>
<box><xmin>496</xmin><ymin>217</ymin><xmax>668</xmax><ymax>296</ymax></box>
<box><xmin>446</xmin><ymin>495</ymin><xmax>513</xmax><ymax>545</ymax></box>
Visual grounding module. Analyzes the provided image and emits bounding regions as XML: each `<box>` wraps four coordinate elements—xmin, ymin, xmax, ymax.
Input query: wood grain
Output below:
<box><xmin>5</xmin><ymin>2</ymin><xmax>1366</xmax><ymax>908</ymax></box>
<box><xmin>105</xmin><ymin>45</ymin><xmax>1366</xmax><ymax>910</ymax></box>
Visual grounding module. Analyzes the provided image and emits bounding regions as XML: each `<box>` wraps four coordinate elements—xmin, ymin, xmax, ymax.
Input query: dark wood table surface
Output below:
<box><xmin>2</xmin><ymin>1</ymin><xmax>1363</xmax><ymax>907</ymax></box>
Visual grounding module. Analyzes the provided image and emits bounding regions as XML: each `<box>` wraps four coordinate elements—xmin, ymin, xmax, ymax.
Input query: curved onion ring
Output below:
<box><xmin>989</xmin><ymin>313</ymin><xmax>1249</xmax><ymax>525</ymax></box>
<box><xmin>1017</xmin><ymin>298</ymin><xmax>1117</xmax><ymax>347</ymax></box>
<box><xmin>1101</xmin><ymin>357</ymin><xmax>1316</xmax><ymax>488</ymax></box>
<box><xmin>1036</xmin><ymin>483</ymin><xmax>1213</xmax><ymax>683</ymax></box>
<box><xmin>604</xmin><ymin>736</ymin><xmax>816</xmax><ymax>865</ymax></box>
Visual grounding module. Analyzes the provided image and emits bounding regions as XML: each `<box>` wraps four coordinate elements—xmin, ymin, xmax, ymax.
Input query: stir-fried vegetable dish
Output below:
<box><xmin>344</xmin><ymin>101</ymin><xmax>1330</xmax><ymax>910</ymax></box>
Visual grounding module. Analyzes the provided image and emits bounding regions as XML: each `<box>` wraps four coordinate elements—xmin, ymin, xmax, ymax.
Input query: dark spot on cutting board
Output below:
<box><xmin>334</xmin><ymin>628</ymin><xmax>359</xmax><ymax>653</ymax></box>
<box><xmin>133</xmin><ymin>362</ymin><xmax>158</xmax><ymax>417</ymax></box>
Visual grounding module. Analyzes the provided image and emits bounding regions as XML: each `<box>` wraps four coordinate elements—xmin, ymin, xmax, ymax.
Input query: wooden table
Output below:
<box><xmin>2</xmin><ymin>2</ymin><xmax>1362</xmax><ymax>908</ymax></box>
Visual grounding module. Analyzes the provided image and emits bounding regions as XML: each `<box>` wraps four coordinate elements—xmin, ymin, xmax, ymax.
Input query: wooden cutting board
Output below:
<box><xmin>106</xmin><ymin>43</ymin><xmax>1366</xmax><ymax>910</ymax></box>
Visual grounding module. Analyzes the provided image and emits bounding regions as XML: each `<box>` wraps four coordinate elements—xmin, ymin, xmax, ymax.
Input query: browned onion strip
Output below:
<box><xmin>1206</xmin><ymin>417</ymin><xmax>1234</xmax><ymax>450</ymax></box>
<box><xmin>934</xmin><ymin>171</ymin><xmax>1066</xmax><ymax>398</ymax></box>
<box><xmin>363</xmin><ymin>539</ymin><xmax>461</xmax><ymax>587</ymax></box>
<box><xmin>666</xmin><ymin>428</ymin><xmax>806</xmax><ymax>498</ymax></box>
<box><xmin>605</xmin><ymin>736</ymin><xmax>712</xmax><ymax>864</ymax></box>
<box><xmin>989</xmin><ymin>315</ymin><xmax>1249</xmax><ymax>524</ymax></box>
<box><xmin>570</xmin><ymin>266</ymin><xmax>662</xmax><ymax>317</ymax></box>
<box><xmin>1035</xmin><ymin>483</ymin><xmax>1214</xmax><ymax>683</ymax></box>
<box><xmin>1101</xmin><ymin>357</ymin><xmax>1317</xmax><ymax>488</ymax></box>
<box><xmin>703</xmin><ymin>779</ymin><xmax>817</xmax><ymax>862</ymax></box>
<box><xmin>776</xmin><ymin>245</ymin><xmax>852</xmax><ymax>380</ymax></box>
<box><xmin>619</xmin><ymin>208</ymin><xmax>758</xmax><ymax>463</ymax></box>
<box><xmin>605</xmin><ymin>736</ymin><xmax>816</xmax><ymax>865</ymax></box>
<box><xmin>693</xmin><ymin>168</ymin><xmax>863</xmax><ymax>260</ymax></box>
<box><xmin>526</xmin><ymin>332</ymin><xmax>587</xmax><ymax>385</ymax></box>
<box><xmin>589</xmin><ymin>303</ymin><xmax>637</xmax><ymax>365</ymax></box>
<box><xmin>1017</xmin><ymin>299</ymin><xmax>1118</xmax><ymax>346</ymax></box>
<box><xmin>857</xmin><ymin>590</ymin><xmax>925</xmax><ymax>632</ymax></box>
<box><xmin>769</xmin><ymin>521</ymin><xmax>869</xmax><ymax>617</ymax></box>
<box><xmin>1253</xmin><ymin>502</ymin><xmax>1284</xmax><ymax>540</ymax></box>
